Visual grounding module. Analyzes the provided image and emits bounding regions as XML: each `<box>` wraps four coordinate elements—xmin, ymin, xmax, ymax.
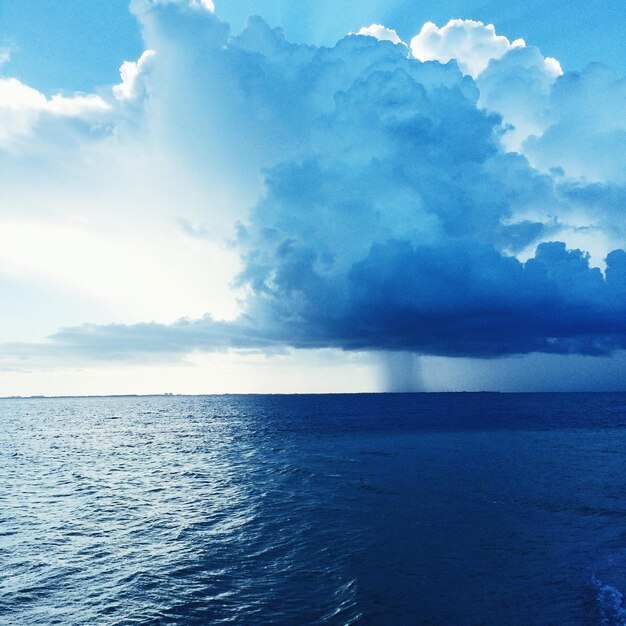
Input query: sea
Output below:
<box><xmin>2</xmin><ymin>393</ymin><xmax>626</xmax><ymax>625</ymax></box>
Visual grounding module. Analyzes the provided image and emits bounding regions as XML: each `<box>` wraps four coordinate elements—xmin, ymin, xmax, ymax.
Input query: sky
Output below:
<box><xmin>0</xmin><ymin>0</ymin><xmax>625</xmax><ymax>395</ymax></box>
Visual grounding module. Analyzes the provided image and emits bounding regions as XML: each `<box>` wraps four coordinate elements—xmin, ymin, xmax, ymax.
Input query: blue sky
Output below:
<box><xmin>0</xmin><ymin>0</ymin><xmax>625</xmax><ymax>394</ymax></box>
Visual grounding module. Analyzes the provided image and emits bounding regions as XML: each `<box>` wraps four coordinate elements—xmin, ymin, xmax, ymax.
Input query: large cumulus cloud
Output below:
<box><xmin>231</xmin><ymin>30</ymin><xmax>626</xmax><ymax>356</ymax></box>
<box><xmin>2</xmin><ymin>2</ymin><xmax>626</xmax><ymax>365</ymax></box>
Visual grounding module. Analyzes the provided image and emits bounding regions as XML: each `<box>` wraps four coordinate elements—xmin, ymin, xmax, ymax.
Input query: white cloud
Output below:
<box><xmin>133</xmin><ymin>0</ymin><xmax>215</xmax><ymax>11</ymax></box>
<box><xmin>0</xmin><ymin>77</ymin><xmax>110</xmax><ymax>145</ymax></box>
<box><xmin>196</xmin><ymin>0</ymin><xmax>215</xmax><ymax>11</ymax></box>
<box><xmin>410</xmin><ymin>19</ymin><xmax>526</xmax><ymax>78</ymax></box>
<box><xmin>46</xmin><ymin>93</ymin><xmax>111</xmax><ymax>116</ymax></box>
<box><xmin>354</xmin><ymin>24</ymin><xmax>405</xmax><ymax>46</ymax></box>
<box><xmin>0</xmin><ymin>77</ymin><xmax>46</xmax><ymax>110</ymax></box>
<box><xmin>113</xmin><ymin>49</ymin><xmax>156</xmax><ymax>101</ymax></box>
<box><xmin>544</xmin><ymin>56</ymin><xmax>563</xmax><ymax>78</ymax></box>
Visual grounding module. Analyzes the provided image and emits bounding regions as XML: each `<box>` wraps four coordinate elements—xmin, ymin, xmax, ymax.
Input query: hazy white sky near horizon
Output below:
<box><xmin>0</xmin><ymin>0</ymin><xmax>625</xmax><ymax>395</ymax></box>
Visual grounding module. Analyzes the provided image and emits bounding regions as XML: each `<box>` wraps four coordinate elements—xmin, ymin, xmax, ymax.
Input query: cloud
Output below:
<box><xmin>0</xmin><ymin>77</ymin><xmax>110</xmax><ymax>147</ymax></box>
<box><xmin>1</xmin><ymin>3</ymin><xmax>626</xmax><ymax>370</ymax></box>
<box><xmin>417</xmin><ymin>21</ymin><xmax>624</xmax><ymax>187</ymax></box>
<box><xmin>113</xmin><ymin>49</ymin><xmax>155</xmax><ymax>101</ymax></box>
<box><xmin>524</xmin><ymin>63</ymin><xmax>626</xmax><ymax>183</ymax></box>
<box><xmin>133</xmin><ymin>0</ymin><xmax>214</xmax><ymax>11</ymax></box>
<box><xmin>410</xmin><ymin>19</ymin><xmax>526</xmax><ymax>78</ymax></box>
<box><xmin>25</xmin><ymin>237</ymin><xmax>626</xmax><ymax>362</ymax></box>
<box><xmin>476</xmin><ymin>53</ymin><xmax>625</xmax><ymax>188</ymax></box>
<box><xmin>194</xmin><ymin>0</ymin><xmax>215</xmax><ymax>11</ymax></box>
<box><xmin>354</xmin><ymin>24</ymin><xmax>405</xmax><ymax>47</ymax></box>
<box><xmin>476</xmin><ymin>45</ymin><xmax>561</xmax><ymax>151</ymax></box>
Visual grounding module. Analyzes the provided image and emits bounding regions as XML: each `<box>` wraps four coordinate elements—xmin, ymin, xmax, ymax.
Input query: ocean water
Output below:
<box><xmin>2</xmin><ymin>393</ymin><xmax>626</xmax><ymax>626</ymax></box>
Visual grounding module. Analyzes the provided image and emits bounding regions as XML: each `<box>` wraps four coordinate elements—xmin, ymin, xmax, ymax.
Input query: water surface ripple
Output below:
<box><xmin>2</xmin><ymin>393</ymin><xmax>626</xmax><ymax>625</ymax></box>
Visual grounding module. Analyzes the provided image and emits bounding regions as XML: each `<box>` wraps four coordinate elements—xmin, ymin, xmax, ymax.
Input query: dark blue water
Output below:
<box><xmin>2</xmin><ymin>393</ymin><xmax>626</xmax><ymax>625</ymax></box>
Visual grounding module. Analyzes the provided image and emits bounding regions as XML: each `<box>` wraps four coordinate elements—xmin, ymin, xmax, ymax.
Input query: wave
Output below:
<box><xmin>593</xmin><ymin>576</ymin><xmax>626</xmax><ymax>626</ymax></box>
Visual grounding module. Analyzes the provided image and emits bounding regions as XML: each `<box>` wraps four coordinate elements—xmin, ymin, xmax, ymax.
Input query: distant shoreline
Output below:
<box><xmin>2</xmin><ymin>390</ymin><xmax>626</xmax><ymax>400</ymax></box>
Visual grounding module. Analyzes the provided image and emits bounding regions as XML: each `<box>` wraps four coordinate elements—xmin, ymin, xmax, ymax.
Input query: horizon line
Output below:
<box><xmin>3</xmin><ymin>390</ymin><xmax>626</xmax><ymax>400</ymax></box>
